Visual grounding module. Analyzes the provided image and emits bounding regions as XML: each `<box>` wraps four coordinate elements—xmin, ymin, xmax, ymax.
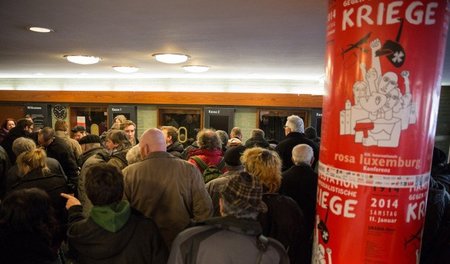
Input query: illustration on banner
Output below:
<box><xmin>339</xmin><ymin>32</ymin><xmax>417</xmax><ymax>148</ymax></box>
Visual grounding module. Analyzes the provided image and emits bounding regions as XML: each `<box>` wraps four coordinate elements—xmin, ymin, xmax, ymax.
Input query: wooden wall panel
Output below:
<box><xmin>0</xmin><ymin>91</ymin><xmax>323</xmax><ymax>108</ymax></box>
<box><xmin>0</xmin><ymin>105</ymin><xmax>25</xmax><ymax>125</ymax></box>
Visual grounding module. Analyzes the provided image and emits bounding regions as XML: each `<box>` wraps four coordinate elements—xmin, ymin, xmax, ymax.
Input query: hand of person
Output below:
<box><xmin>61</xmin><ymin>193</ymin><xmax>81</xmax><ymax>210</ymax></box>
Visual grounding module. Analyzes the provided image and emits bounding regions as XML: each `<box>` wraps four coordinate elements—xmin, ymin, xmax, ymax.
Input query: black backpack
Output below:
<box><xmin>191</xmin><ymin>156</ymin><xmax>225</xmax><ymax>183</ymax></box>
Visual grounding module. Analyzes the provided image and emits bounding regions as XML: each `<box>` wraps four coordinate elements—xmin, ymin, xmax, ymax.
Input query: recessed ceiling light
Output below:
<box><xmin>182</xmin><ymin>65</ymin><xmax>210</xmax><ymax>73</ymax></box>
<box><xmin>152</xmin><ymin>53</ymin><xmax>190</xmax><ymax>64</ymax></box>
<box><xmin>113</xmin><ymin>66</ymin><xmax>139</xmax><ymax>73</ymax></box>
<box><xmin>28</xmin><ymin>26</ymin><xmax>54</xmax><ymax>33</ymax></box>
<box><xmin>64</xmin><ymin>55</ymin><xmax>101</xmax><ymax>65</ymax></box>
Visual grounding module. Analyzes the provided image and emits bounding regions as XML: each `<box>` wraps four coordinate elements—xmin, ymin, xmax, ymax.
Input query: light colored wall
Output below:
<box><xmin>136</xmin><ymin>106</ymin><xmax>259</xmax><ymax>143</ymax></box>
<box><xmin>136</xmin><ymin>105</ymin><xmax>158</xmax><ymax>139</ymax></box>
<box><xmin>234</xmin><ymin>108</ymin><xmax>257</xmax><ymax>142</ymax></box>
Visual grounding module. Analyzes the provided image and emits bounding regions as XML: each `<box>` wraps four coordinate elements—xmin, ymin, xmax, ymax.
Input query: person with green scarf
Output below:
<box><xmin>61</xmin><ymin>163</ymin><xmax>168</xmax><ymax>263</ymax></box>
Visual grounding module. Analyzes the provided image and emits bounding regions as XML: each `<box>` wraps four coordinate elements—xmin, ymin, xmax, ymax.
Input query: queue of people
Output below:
<box><xmin>15</xmin><ymin>113</ymin><xmax>450</xmax><ymax>263</ymax></box>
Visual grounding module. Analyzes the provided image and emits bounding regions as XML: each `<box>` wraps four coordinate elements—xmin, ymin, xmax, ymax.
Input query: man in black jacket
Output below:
<box><xmin>275</xmin><ymin>115</ymin><xmax>319</xmax><ymax>171</ymax></box>
<box><xmin>280</xmin><ymin>144</ymin><xmax>318</xmax><ymax>263</ymax></box>
<box><xmin>280</xmin><ymin>144</ymin><xmax>318</xmax><ymax>240</ymax></box>
<box><xmin>38</xmin><ymin>127</ymin><xmax>79</xmax><ymax>193</ymax></box>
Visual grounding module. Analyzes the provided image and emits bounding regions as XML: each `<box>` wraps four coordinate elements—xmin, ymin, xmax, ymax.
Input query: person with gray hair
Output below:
<box><xmin>275</xmin><ymin>115</ymin><xmax>319</xmax><ymax>171</ymax></box>
<box><xmin>12</xmin><ymin>137</ymin><xmax>36</xmax><ymax>156</ymax></box>
<box><xmin>215</xmin><ymin>130</ymin><xmax>229</xmax><ymax>151</ymax></box>
<box><xmin>292</xmin><ymin>143</ymin><xmax>314</xmax><ymax>165</ymax></box>
<box><xmin>280</xmin><ymin>143</ymin><xmax>318</xmax><ymax>261</ymax></box>
<box><xmin>285</xmin><ymin>115</ymin><xmax>305</xmax><ymax>133</ymax></box>
<box><xmin>2</xmin><ymin>137</ymin><xmax>67</xmax><ymax>198</ymax></box>
<box><xmin>188</xmin><ymin>129</ymin><xmax>225</xmax><ymax>175</ymax></box>
<box><xmin>125</xmin><ymin>144</ymin><xmax>142</xmax><ymax>165</ymax></box>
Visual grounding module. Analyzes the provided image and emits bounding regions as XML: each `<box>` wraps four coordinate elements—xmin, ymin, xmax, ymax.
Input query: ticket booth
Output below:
<box><xmin>204</xmin><ymin>107</ymin><xmax>235</xmax><ymax>132</ymax></box>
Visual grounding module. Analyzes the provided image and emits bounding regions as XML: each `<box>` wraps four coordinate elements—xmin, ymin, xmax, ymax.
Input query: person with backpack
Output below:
<box><xmin>188</xmin><ymin>129</ymin><xmax>227</xmax><ymax>183</ymax></box>
<box><xmin>168</xmin><ymin>171</ymin><xmax>289</xmax><ymax>264</ymax></box>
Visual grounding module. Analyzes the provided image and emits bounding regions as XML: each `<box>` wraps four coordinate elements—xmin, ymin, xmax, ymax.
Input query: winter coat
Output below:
<box><xmin>44</xmin><ymin>137</ymin><xmax>79</xmax><ymax>192</ymax></box>
<box><xmin>78</xmin><ymin>147</ymin><xmax>106</xmax><ymax>168</ymax></box>
<box><xmin>55</xmin><ymin>131</ymin><xmax>82</xmax><ymax>163</ymax></box>
<box><xmin>187</xmin><ymin>148</ymin><xmax>226</xmax><ymax>174</ymax></box>
<box><xmin>168</xmin><ymin>216</ymin><xmax>289</xmax><ymax>264</ymax></box>
<box><xmin>280</xmin><ymin>163</ymin><xmax>318</xmax><ymax>234</ymax></box>
<box><xmin>260</xmin><ymin>193</ymin><xmax>309</xmax><ymax>264</ymax></box>
<box><xmin>78</xmin><ymin>148</ymin><xmax>110</xmax><ymax>217</ymax></box>
<box><xmin>4</xmin><ymin>157</ymin><xmax>67</xmax><ymax>199</ymax></box>
<box><xmin>275</xmin><ymin>132</ymin><xmax>319</xmax><ymax>171</ymax></box>
<box><xmin>8</xmin><ymin>168</ymin><xmax>69</xmax><ymax>243</ymax></box>
<box><xmin>122</xmin><ymin>151</ymin><xmax>213</xmax><ymax>248</ymax></box>
<box><xmin>67</xmin><ymin>202</ymin><xmax>168</xmax><ymax>264</ymax></box>
<box><xmin>167</xmin><ymin>141</ymin><xmax>184</xmax><ymax>158</ymax></box>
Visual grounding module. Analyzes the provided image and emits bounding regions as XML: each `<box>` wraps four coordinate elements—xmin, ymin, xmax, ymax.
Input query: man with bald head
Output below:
<box><xmin>122</xmin><ymin>128</ymin><xmax>213</xmax><ymax>248</ymax></box>
<box><xmin>279</xmin><ymin>143</ymin><xmax>318</xmax><ymax>260</ymax></box>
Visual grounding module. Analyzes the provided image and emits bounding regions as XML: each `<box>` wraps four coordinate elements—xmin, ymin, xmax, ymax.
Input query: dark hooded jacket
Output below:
<box><xmin>167</xmin><ymin>141</ymin><xmax>184</xmax><ymax>158</ymax></box>
<box><xmin>67</xmin><ymin>201</ymin><xmax>168</xmax><ymax>264</ymax></box>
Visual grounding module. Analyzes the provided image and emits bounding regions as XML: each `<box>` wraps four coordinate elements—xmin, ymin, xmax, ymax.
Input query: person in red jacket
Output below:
<box><xmin>188</xmin><ymin>129</ymin><xmax>226</xmax><ymax>174</ymax></box>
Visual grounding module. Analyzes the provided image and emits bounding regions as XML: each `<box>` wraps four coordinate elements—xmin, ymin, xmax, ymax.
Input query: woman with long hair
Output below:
<box><xmin>10</xmin><ymin>148</ymin><xmax>69</xmax><ymax>244</ymax></box>
<box><xmin>241</xmin><ymin>147</ymin><xmax>309</xmax><ymax>264</ymax></box>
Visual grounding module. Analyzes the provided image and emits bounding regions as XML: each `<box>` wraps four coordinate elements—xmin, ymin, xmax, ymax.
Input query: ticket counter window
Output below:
<box><xmin>158</xmin><ymin>108</ymin><xmax>201</xmax><ymax>147</ymax></box>
<box><xmin>258</xmin><ymin>109</ymin><xmax>309</xmax><ymax>143</ymax></box>
<box><xmin>69</xmin><ymin>106</ymin><xmax>108</xmax><ymax>136</ymax></box>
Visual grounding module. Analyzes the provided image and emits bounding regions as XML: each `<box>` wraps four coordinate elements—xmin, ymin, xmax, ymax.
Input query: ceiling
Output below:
<box><xmin>0</xmin><ymin>0</ymin><xmax>449</xmax><ymax>94</ymax></box>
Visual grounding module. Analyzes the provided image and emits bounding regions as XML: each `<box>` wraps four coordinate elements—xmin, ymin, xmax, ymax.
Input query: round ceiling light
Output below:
<box><xmin>28</xmin><ymin>26</ymin><xmax>54</xmax><ymax>33</ymax></box>
<box><xmin>182</xmin><ymin>65</ymin><xmax>210</xmax><ymax>73</ymax></box>
<box><xmin>64</xmin><ymin>55</ymin><xmax>101</xmax><ymax>65</ymax></box>
<box><xmin>152</xmin><ymin>53</ymin><xmax>190</xmax><ymax>64</ymax></box>
<box><xmin>113</xmin><ymin>66</ymin><xmax>139</xmax><ymax>73</ymax></box>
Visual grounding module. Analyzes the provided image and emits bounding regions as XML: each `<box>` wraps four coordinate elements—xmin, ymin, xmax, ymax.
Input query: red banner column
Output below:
<box><xmin>314</xmin><ymin>1</ymin><xmax>449</xmax><ymax>263</ymax></box>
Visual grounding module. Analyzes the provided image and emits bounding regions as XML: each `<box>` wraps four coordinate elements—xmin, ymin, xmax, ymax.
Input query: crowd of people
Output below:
<box><xmin>1</xmin><ymin>113</ymin><xmax>448</xmax><ymax>263</ymax></box>
<box><xmin>0</xmin><ymin>114</ymin><xmax>323</xmax><ymax>263</ymax></box>
<box><xmin>0</xmin><ymin>115</ymin><xmax>444</xmax><ymax>263</ymax></box>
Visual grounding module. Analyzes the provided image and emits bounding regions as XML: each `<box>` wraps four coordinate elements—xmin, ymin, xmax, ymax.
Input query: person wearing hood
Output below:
<box><xmin>62</xmin><ymin>163</ymin><xmax>168</xmax><ymax>264</ymax></box>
